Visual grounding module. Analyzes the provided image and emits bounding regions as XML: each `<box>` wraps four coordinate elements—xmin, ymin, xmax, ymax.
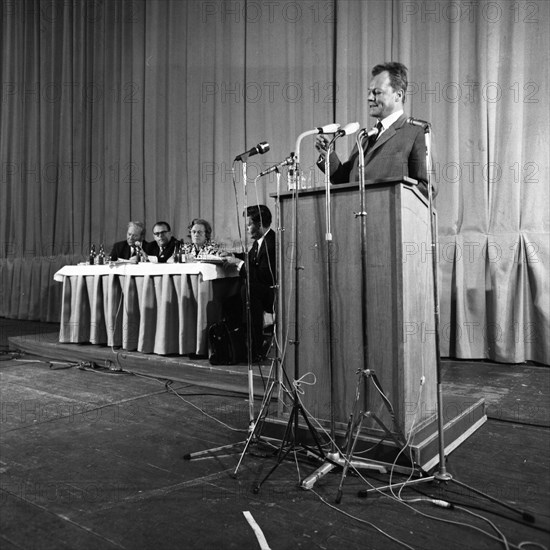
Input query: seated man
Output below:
<box><xmin>142</xmin><ymin>221</ymin><xmax>180</xmax><ymax>263</ymax></box>
<box><xmin>109</xmin><ymin>221</ymin><xmax>148</xmax><ymax>263</ymax></box>
<box><xmin>224</xmin><ymin>205</ymin><xmax>276</xmax><ymax>361</ymax></box>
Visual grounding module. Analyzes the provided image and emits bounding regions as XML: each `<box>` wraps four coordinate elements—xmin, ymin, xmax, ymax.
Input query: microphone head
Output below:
<box><xmin>406</xmin><ymin>117</ymin><xmax>431</xmax><ymax>130</ymax></box>
<box><xmin>336</xmin><ymin>122</ymin><xmax>361</xmax><ymax>137</ymax></box>
<box><xmin>258</xmin><ymin>155</ymin><xmax>294</xmax><ymax>177</ymax></box>
<box><xmin>235</xmin><ymin>141</ymin><xmax>270</xmax><ymax>161</ymax></box>
<box><xmin>134</xmin><ymin>241</ymin><xmax>142</xmax><ymax>249</ymax></box>
<box><xmin>257</xmin><ymin>142</ymin><xmax>270</xmax><ymax>154</ymax></box>
<box><xmin>359</xmin><ymin>126</ymin><xmax>379</xmax><ymax>138</ymax></box>
<box><xmin>343</xmin><ymin>122</ymin><xmax>360</xmax><ymax>135</ymax></box>
<box><xmin>318</xmin><ymin>123</ymin><xmax>341</xmax><ymax>134</ymax></box>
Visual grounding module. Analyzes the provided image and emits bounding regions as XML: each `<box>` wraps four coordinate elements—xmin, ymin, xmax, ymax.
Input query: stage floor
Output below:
<box><xmin>2</xmin><ymin>319</ymin><xmax>549</xmax><ymax>550</ymax></box>
<box><xmin>7</xmin><ymin>330</ymin><xmax>274</xmax><ymax>398</ymax></box>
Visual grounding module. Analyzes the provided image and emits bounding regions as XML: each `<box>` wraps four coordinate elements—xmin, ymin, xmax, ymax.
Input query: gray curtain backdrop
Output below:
<box><xmin>1</xmin><ymin>0</ymin><xmax>548</xmax><ymax>364</ymax></box>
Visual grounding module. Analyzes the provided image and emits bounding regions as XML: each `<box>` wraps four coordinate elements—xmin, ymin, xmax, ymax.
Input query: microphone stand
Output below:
<box><xmin>300</xmin><ymin>131</ymin><xmax>387</xmax><ymax>492</ymax></box>
<box><xmin>356</xmin><ymin>125</ymin><xmax>536</xmax><ymax>524</ymax></box>
<box><xmin>232</xmin><ymin>169</ymin><xmax>285</xmax><ymax>475</ymax></box>
<box><xmin>253</xmin><ymin>135</ymin><xmax>329</xmax><ymax>493</ymax></box>
<box><xmin>329</xmin><ymin>128</ymin><xmax>407</xmax><ymax>502</ymax></box>
<box><xmin>239</xmin><ymin>159</ymin><xmax>255</xmax><ymax>428</ymax></box>
<box><xmin>184</xmin><ymin>153</ymin><xmax>279</xmax><ymax>466</ymax></box>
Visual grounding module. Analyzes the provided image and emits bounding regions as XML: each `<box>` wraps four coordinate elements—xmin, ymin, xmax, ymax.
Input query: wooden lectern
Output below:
<box><xmin>275</xmin><ymin>178</ymin><xmax>437</xmax><ymax>438</ymax></box>
<box><xmin>266</xmin><ymin>177</ymin><xmax>486</xmax><ymax>470</ymax></box>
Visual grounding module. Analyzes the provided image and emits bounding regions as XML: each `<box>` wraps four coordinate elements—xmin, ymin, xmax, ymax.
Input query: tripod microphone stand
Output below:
<box><xmin>300</xmin><ymin>124</ymin><xmax>390</xmax><ymax>492</ymax></box>
<box><xmin>254</xmin><ymin>129</ymin><xmax>342</xmax><ymax>493</ymax></box>
<box><xmin>357</xmin><ymin>122</ymin><xmax>536</xmax><ymax>524</ymax></box>
<box><xmin>329</xmin><ymin>126</ymin><xmax>413</xmax><ymax>502</ymax></box>
<box><xmin>184</xmin><ymin>148</ymin><xmax>280</xmax><ymax>469</ymax></box>
<box><xmin>232</xmin><ymin>168</ymin><xmax>286</xmax><ymax>475</ymax></box>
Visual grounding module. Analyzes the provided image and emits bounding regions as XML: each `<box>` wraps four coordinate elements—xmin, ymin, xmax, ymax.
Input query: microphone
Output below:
<box><xmin>317</xmin><ymin>123</ymin><xmax>341</xmax><ymax>134</ymax></box>
<box><xmin>234</xmin><ymin>141</ymin><xmax>270</xmax><ymax>161</ymax></box>
<box><xmin>359</xmin><ymin>126</ymin><xmax>379</xmax><ymax>139</ymax></box>
<box><xmin>131</xmin><ymin>241</ymin><xmax>143</xmax><ymax>260</ymax></box>
<box><xmin>293</xmin><ymin>124</ymin><xmax>340</xmax><ymax>166</ymax></box>
<box><xmin>335</xmin><ymin>122</ymin><xmax>360</xmax><ymax>137</ymax></box>
<box><xmin>406</xmin><ymin>117</ymin><xmax>431</xmax><ymax>130</ymax></box>
<box><xmin>295</xmin><ymin>124</ymin><xmax>340</xmax><ymax>150</ymax></box>
<box><xmin>258</xmin><ymin>156</ymin><xmax>294</xmax><ymax>177</ymax></box>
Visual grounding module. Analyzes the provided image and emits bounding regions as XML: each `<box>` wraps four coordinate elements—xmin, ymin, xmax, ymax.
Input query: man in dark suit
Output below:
<box><xmin>224</xmin><ymin>204</ymin><xmax>276</xmax><ymax>361</ymax></box>
<box><xmin>316</xmin><ymin>61</ymin><xmax>429</xmax><ymax>197</ymax></box>
<box><xmin>142</xmin><ymin>221</ymin><xmax>180</xmax><ymax>263</ymax></box>
<box><xmin>109</xmin><ymin>221</ymin><xmax>147</xmax><ymax>262</ymax></box>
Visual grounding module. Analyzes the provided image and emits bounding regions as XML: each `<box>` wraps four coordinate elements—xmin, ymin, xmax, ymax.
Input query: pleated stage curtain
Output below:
<box><xmin>1</xmin><ymin>0</ymin><xmax>548</xmax><ymax>364</ymax></box>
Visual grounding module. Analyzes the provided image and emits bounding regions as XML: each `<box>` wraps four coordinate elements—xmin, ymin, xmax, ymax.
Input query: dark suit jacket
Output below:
<box><xmin>317</xmin><ymin>113</ymin><xmax>429</xmax><ymax>197</ymax></box>
<box><xmin>144</xmin><ymin>237</ymin><xmax>180</xmax><ymax>263</ymax></box>
<box><xmin>109</xmin><ymin>240</ymin><xmax>151</xmax><ymax>261</ymax></box>
<box><xmin>236</xmin><ymin>228</ymin><xmax>276</xmax><ymax>288</ymax></box>
<box><xmin>109</xmin><ymin>241</ymin><xmax>134</xmax><ymax>261</ymax></box>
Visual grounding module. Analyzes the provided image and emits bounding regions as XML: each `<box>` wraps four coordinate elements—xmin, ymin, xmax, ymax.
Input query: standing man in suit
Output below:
<box><xmin>109</xmin><ymin>221</ymin><xmax>147</xmax><ymax>262</ymax></box>
<box><xmin>316</xmin><ymin>61</ymin><xmax>429</xmax><ymax>197</ymax></box>
<box><xmin>224</xmin><ymin>204</ymin><xmax>276</xmax><ymax>361</ymax></box>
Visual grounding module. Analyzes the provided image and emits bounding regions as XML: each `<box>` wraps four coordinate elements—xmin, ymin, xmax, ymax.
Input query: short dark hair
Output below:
<box><xmin>153</xmin><ymin>221</ymin><xmax>171</xmax><ymax>232</ymax></box>
<box><xmin>372</xmin><ymin>62</ymin><xmax>408</xmax><ymax>101</ymax></box>
<box><xmin>246</xmin><ymin>204</ymin><xmax>272</xmax><ymax>228</ymax></box>
<box><xmin>188</xmin><ymin>218</ymin><xmax>212</xmax><ymax>241</ymax></box>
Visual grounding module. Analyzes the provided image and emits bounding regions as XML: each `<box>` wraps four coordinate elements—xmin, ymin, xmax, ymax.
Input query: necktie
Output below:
<box><xmin>250</xmin><ymin>241</ymin><xmax>259</xmax><ymax>264</ymax></box>
<box><xmin>368</xmin><ymin>120</ymin><xmax>383</xmax><ymax>149</ymax></box>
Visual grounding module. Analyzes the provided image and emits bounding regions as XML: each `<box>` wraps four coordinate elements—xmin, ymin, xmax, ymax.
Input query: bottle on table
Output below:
<box><xmin>287</xmin><ymin>166</ymin><xmax>296</xmax><ymax>190</ymax></box>
<box><xmin>97</xmin><ymin>244</ymin><xmax>105</xmax><ymax>265</ymax></box>
<box><xmin>89</xmin><ymin>244</ymin><xmax>96</xmax><ymax>265</ymax></box>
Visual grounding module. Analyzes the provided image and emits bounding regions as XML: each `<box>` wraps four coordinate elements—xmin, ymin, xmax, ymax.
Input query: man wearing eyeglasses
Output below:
<box><xmin>142</xmin><ymin>221</ymin><xmax>180</xmax><ymax>263</ymax></box>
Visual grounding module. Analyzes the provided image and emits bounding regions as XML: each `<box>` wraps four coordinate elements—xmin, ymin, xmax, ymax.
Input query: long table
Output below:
<box><xmin>54</xmin><ymin>262</ymin><xmax>240</xmax><ymax>356</ymax></box>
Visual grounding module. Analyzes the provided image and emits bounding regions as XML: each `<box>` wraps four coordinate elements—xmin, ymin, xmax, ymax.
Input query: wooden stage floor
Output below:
<box><xmin>1</xmin><ymin>319</ymin><xmax>549</xmax><ymax>549</ymax></box>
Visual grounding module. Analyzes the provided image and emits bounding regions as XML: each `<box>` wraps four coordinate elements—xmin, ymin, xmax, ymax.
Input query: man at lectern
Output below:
<box><xmin>315</xmin><ymin>61</ymin><xmax>429</xmax><ymax>198</ymax></box>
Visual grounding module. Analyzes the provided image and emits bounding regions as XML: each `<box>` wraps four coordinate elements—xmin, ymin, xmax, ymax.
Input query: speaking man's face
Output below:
<box><xmin>367</xmin><ymin>70</ymin><xmax>403</xmax><ymax>120</ymax></box>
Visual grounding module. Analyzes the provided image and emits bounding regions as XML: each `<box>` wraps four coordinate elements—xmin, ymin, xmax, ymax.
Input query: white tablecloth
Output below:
<box><xmin>53</xmin><ymin>261</ymin><xmax>234</xmax><ymax>282</ymax></box>
<box><xmin>53</xmin><ymin>262</ymin><xmax>240</xmax><ymax>356</ymax></box>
